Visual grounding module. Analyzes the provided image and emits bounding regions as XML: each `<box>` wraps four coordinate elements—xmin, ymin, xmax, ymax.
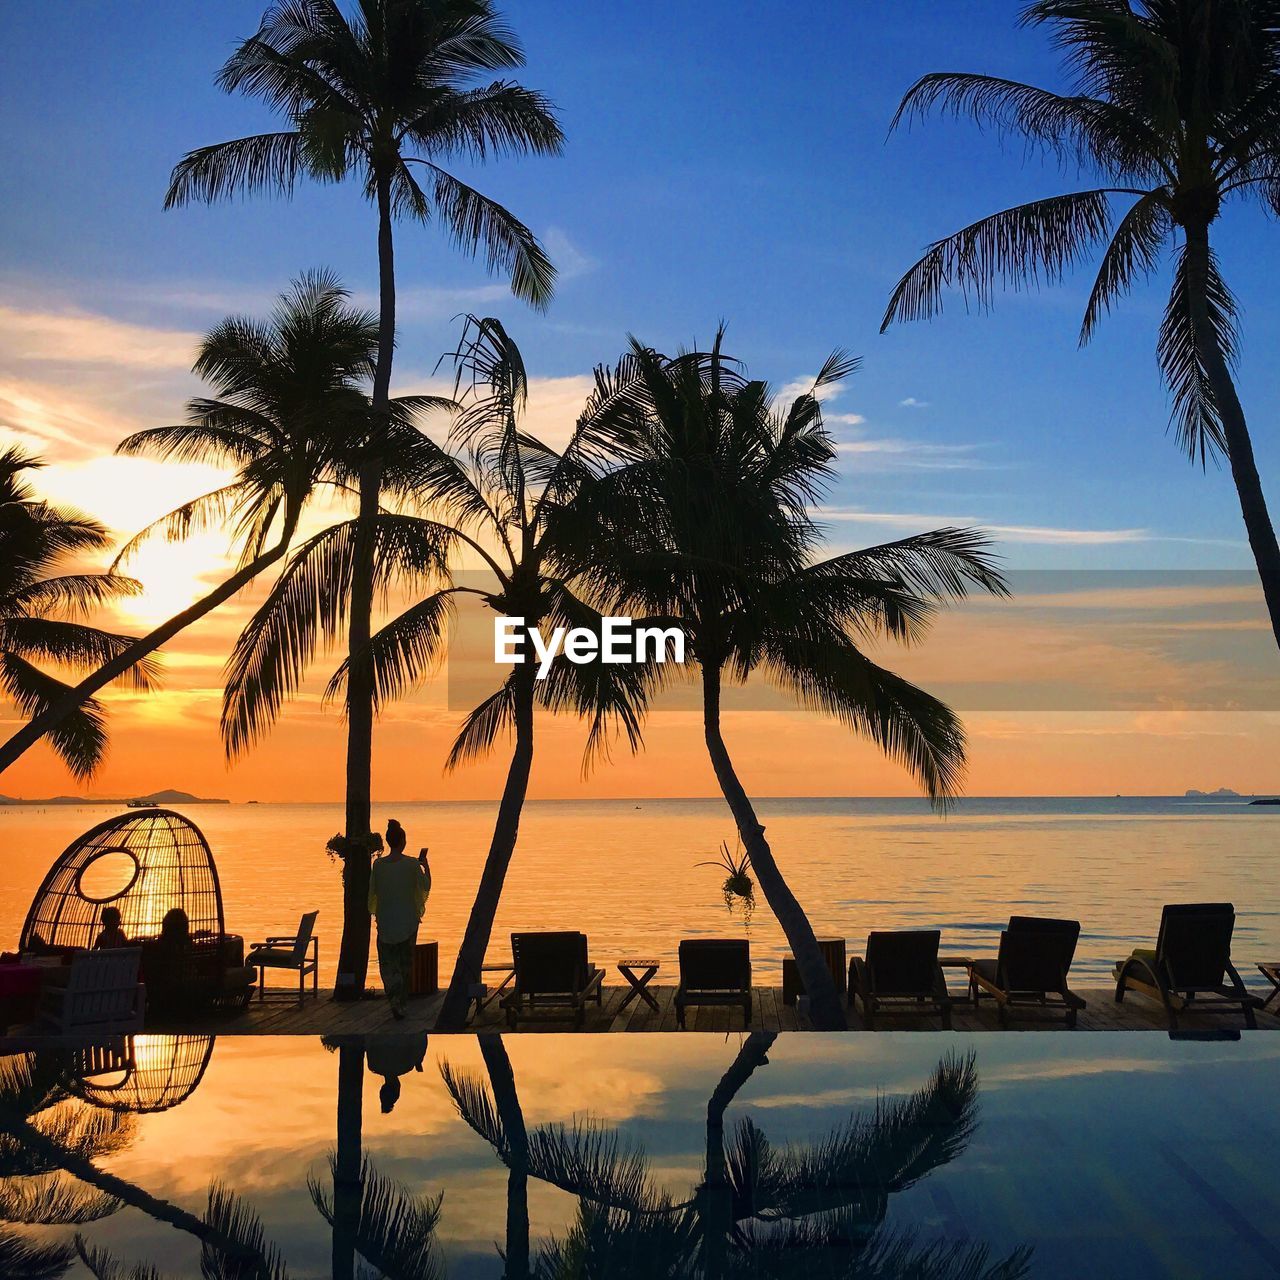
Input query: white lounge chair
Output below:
<box><xmin>40</xmin><ymin>947</ymin><xmax>145</xmax><ymax>1035</ymax></box>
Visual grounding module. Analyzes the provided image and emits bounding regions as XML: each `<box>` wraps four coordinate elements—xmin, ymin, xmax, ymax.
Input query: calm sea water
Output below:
<box><xmin>2</xmin><ymin>796</ymin><xmax>1277</xmax><ymax>985</ymax></box>
<box><xmin>4</xmin><ymin>1031</ymin><xmax>1280</xmax><ymax>1278</ymax></box>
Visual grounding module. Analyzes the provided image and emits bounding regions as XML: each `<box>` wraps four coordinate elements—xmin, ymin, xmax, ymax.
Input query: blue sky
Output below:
<box><xmin>3</xmin><ymin>0</ymin><xmax>1280</xmax><ymax>571</ymax></box>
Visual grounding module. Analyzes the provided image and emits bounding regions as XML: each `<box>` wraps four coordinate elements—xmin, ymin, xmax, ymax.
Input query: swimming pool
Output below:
<box><xmin>2</xmin><ymin>1031</ymin><xmax>1277</xmax><ymax>1277</ymax></box>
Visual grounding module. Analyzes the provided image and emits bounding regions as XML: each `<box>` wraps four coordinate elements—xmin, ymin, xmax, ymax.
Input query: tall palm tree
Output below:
<box><xmin>572</xmin><ymin>337</ymin><xmax>1007</xmax><ymax>1031</ymax></box>
<box><xmin>166</xmin><ymin>0</ymin><xmax>563</xmax><ymax>998</ymax></box>
<box><xmin>0</xmin><ymin>449</ymin><xmax>159</xmax><ymax>780</ymax></box>
<box><xmin>371</xmin><ymin>317</ymin><xmax>652</xmax><ymax>1029</ymax></box>
<box><xmin>0</xmin><ymin>273</ymin><xmax>379</xmax><ymax>779</ymax></box>
<box><xmin>882</xmin><ymin>0</ymin><xmax>1280</xmax><ymax>649</ymax></box>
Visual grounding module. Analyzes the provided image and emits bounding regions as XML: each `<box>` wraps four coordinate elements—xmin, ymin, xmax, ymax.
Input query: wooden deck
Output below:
<box><xmin>122</xmin><ymin>983</ymin><xmax>1280</xmax><ymax>1038</ymax></box>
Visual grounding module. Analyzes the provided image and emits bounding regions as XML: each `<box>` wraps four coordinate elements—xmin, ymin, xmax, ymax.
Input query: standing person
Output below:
<box><xmin>367</xmin><ymin>820</ymin><xmax>430</xmax><ymax>1019</ymax></box>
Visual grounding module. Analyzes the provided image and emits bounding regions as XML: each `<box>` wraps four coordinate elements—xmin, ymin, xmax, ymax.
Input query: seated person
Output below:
<box><xmin>93</xmin><ymin>906</ymin><xmax>129</xmax><ymax>950</ymax></box>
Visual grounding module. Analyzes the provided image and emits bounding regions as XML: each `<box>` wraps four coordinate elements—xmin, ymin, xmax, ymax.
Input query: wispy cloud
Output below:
<box><xmin>543</xmin><ymin>226</ymin><xmax>597</xmax><ymax>281</ymax></box>
<box><xmin>0</xmin><ymin>302</ymin><xmax>197</xmax><ymax>370</ymax></box>
<box><xmin>898</xmin><ymin>396</ymin><xmax>930</xmax><ymax>408</ymax></box>
<box><xmin>834</xmin><ymin>438</ymin><xmax>995</xmax><ymax>472</ymax></box>
<box><xmin>819</xmin><ymin>507</ymin><xmax>1149</xmax><ymax>544</ymax></box>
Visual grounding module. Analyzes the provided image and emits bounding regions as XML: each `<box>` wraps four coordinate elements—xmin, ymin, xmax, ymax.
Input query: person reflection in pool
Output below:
<box><xmin>367</xmin><ymin>819</ymin><xmax>430</xmax><ymax>1019</ymax></box>
<box><xmin>366</xmin><ymin>1032</ymin><xmax>428</xmax><ymax>1113</ymax></box>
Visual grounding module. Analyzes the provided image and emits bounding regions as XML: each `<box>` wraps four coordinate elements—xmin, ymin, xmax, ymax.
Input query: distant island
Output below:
<box><xmin>0</xmin><ymin>788</ymin><xmax>229</xmax><ymax>806</ymax></box>
<box><xmin>1184</xmin><ymin>787</ymin><xmax>1241</xmax><ymax>798</ymax></box>
<box><xmin>1249</xmin><ymin>797</ymin><xmax>1280</xmax><ymax>807</ymax></box>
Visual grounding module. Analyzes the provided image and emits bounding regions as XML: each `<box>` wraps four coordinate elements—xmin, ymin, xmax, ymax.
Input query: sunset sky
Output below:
<box><xmin>3</xmin><ymin>1</ymin><xmax>1280</xmax><ymax>801</ymax></box>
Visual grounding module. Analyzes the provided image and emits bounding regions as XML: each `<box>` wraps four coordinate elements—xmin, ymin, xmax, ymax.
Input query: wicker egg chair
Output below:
<box><xmin>61</xmin><ymin>1035</ymin><xmax>216</xmax><ymax>1114</ymax></box>
<box><xmin>20</xmin><ymin>809</ymin><xmax>226</xmax><ymax>954</ymax></box>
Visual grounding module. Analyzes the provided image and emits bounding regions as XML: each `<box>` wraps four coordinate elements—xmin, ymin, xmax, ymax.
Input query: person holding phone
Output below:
<box><xmin>367</xmin><ymin>818</ymin><xmax>431</xmax><ymax>1018</ymax></box>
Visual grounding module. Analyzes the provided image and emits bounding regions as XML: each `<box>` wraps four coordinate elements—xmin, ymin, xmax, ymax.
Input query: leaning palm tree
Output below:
<box><xmin>882</xmin><ymin>0</ymin><xmax>1280</xmax><ymax>649</ymax></box>
<box><xmin>0</xmin><ymin>449</ymin><xmax>159</xmax><ymax>779</ymax></box>
<box><xmin>0</xmin><ymin>1052</ymin><xmax>278</xmax><ymax>1270</ymax></box>
<box><xmin>0</xmin><ymin>273</ymin><xmax>380</xmax><ymax>778</ymax></box>
<box><xmin>166</xmin><ymin>0</ymin><xmax>564</xmax><ymax>996</ymax></box>
<box><xmin>572</xmin><ymin>337</ymin><xmax>1007</xmax><ymax>1031</ymax></box>
<box><xmin>373</xmin><ymin>317</ymin><xmax>652</xmax><ymax>1029</ymax></box>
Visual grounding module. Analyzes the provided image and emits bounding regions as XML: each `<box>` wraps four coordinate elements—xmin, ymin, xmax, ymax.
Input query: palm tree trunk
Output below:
<box><xmin>0</xmin><ymin>529</ymin><xmax>295</xmax><ymax>777</ymax></box>
<box><xmin>701</xmin><ymin>667</ymin><xmax>847</xmax><ymax>1031</ymax></box>
<box><xmin>332</xmin><ymin>1039</ymin><xmax>365</xmax><ymax>1280</ymax></box>
<box><xmin>702</xmin><ymin>1031</ymin><xmax>775</xmax><ymax>1279</ymax></box>
<box><xmin>436</xmin><ymin>671</ymin><xmax>536</xmax><ymax>1031</ymax></box>
<box><xmin>1185</xmin><ymin>222</ymin><xmax>1280</xmax><ymax>649</ymax></box>
<box><xmin>479</xmin><ymin>1034</ymin><xmax>529</xmax><ymax>1280</ymax></box>
<box><xmin>335</xmin><ymin>169</ymin><xmax>397</xmax><ymax>1000</ymax></box>
<box><xmin>3</xmin><ymin>1116</ymin><xmax>258</xmax><ymax>1261</ymax></box>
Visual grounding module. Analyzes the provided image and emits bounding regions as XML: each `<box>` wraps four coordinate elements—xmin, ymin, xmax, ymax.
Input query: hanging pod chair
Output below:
<box><xmin>20</xmin><ymin>809</ymin><xmax>226</xmax><ymax>954</ymax></box>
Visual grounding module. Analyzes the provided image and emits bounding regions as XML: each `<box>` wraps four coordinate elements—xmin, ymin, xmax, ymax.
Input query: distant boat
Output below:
<box><xmin>126</xmin><ymin>799</ymin><xmax>155</xmax><ymax>809</ymax></box>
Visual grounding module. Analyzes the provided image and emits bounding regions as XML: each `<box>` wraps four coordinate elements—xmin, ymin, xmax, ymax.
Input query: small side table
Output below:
<box><xmin>940</xmin><ymin>956</ymin><xmax>976</xmax><ymax>1008</ymax></box>
<box><xmin>1258</xmin><ymin>962</ymin><xmax>1280</xmax><ymax>1011</ymax></box>
<box><xmin>617</xmin><ymin>959</ymin><xmax>660</xmax><ymax>1012</ymax></box>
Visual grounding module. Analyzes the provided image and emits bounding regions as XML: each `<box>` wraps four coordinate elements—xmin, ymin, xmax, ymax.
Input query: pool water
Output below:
<box><xmin>2</xmin><ymin>1032</ymin><xmax>1278</xmax><ymax>1278</ymax></box>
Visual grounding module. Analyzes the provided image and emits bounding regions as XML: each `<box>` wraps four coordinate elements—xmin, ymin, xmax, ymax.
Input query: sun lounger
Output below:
<box><xmin>502</xmin><ymin>931</ymin><xmax>604</xmax><ymax>1029</ymax></box>
<box><xmin>849</xmin><ymin>930</ymin><xmax>951</xmax><ymax>1028</ymax></box>
<box><xmin>967</xmin><ymin>916</ymin><xmax>1086</xmax><ymax>1027</ymax></box>
<box><xmin>675</xmin><ymin>939</ymin><xmax>751</xmax><ymax>1028</ymax></box>
<box><xmin>1115</xmin><ymin>903</ymin><xmax>1261</xmax><ymax>1030</ymax></box>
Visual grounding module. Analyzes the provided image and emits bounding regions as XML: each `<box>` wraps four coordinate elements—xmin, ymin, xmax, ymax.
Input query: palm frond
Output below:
<box><xmin>882</xmin><ymin>188</ymin><xmax>1118</xmax><ymax>327</ymax></box>
<box><xmin>1157</xmin><ymin>241</ymin><xmax>1237</xmax><ymax>464</ymax></box>
<box><xmin>1079</xmin><ymin>187</ymin><xmax>1171</xmax><ymax>342</ymax></box>
<box><xmin>418</xmin><ymin>163</ymin><xmax>556</xmax><ymax>309</ymax></box>
<box><xmin>0</xmin><ymin>1174</ymin><xmax>120</xmax><ymax>1225</ymax></box>
<box><xmin>325</xmin><ymin>588</ymin><xmax>455</xmax><ymax>709</ymax></box>
<box><xmin>74</xmin><ymin>1236</ymin><xmax>164</xmax><ymax>1280</ymax></box>
<box><xmin>445</xmin><ymin>681</ymin><xmax>516</xmax><ymax>770</ymax></box>
<box><xmin>199</xmin><ymin>1181</ymin><xmax>290</xmax><ymax>1279</ymax></box>
<box><xmin>0</xmin><ymin>1227</ymin><xmax>75</xmax><ymax>1280</ymax></box>
<box><xmin>165</xmin><ymin>132</ymin><xmax>307</xmax><ymax>208</ymax></box>
<box><xmin>309</xmin><ymin>1154</ymin><xmax>443</xmax><ymax>1280</ymax></box>
<box><xmin>0</xmin><ymin>654</ymin><xmax>109</xmax><ymax>779</ymax></box>
<box><xmin>760</xmin><ymin>634</ymin><xmax>967</xmax><ymax>809</ymax></box>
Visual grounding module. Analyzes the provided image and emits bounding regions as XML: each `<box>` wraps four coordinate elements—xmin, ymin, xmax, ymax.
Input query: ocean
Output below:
<box><xmin>2</xmin><ymin>795</ymin><xmax>1276</xmax><ymax>986</ymax></box>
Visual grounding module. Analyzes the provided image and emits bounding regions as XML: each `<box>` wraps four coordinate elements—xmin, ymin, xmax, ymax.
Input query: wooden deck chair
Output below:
<box><xmin>849</xmin><ymin>930</ymin><xmax>951</xmax><ymax>1029</ymax></box>
<box><xmin>968</xmin><ymin>916</ymin><xmax>1086</xmax><ymax>1027</ymax></box>
<box><xmin>502</xmin><ymin>931</ymin><xmax>604</xmax><ymax>1029</ymax></box>
<box><xmin>40</xmin><ymin>947</ymin><xmax>145</xmax><ymax>1036</ymax></box>
<box><xmin>1115</xmin><ymin>903</ymin><xmax>1261</xmax><ymax>1030</ymax></box>
<box><xmin>674</xmin><ymin>939</ymin><xmax>752</xmax><ymax>1028</ymax></box>
<box><xmin>247</xmin><ymin>911</ymin><xmax>319</xmax><ymax>1003</ymax></box>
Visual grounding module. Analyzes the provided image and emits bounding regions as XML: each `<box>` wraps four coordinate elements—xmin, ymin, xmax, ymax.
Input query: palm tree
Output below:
<box><xmin>882</xmin><ymin>0</ymin><xmax>1280</xmax><ymax>649</ymax></box>
<box><xmin>166</xmin><ymin>0</ymin><xmax>564</xmax><ymax>998</ymax></box>
<box><xmin>0</xmin><ymin>1051</ymin><xmax>275</xmax><ymax>1270</ymax></box>
<box><xmin>310</xmin><ymin>1038</ymin><xmax>445</xmax><ymax>1280</ymax></box>
<box><xmin>373</xmin><ymin>317</ymin><xmax>651</xmax><ymax>1029</ymax></box>
<box><xmin>0</xmin><ymin>273</ymin><xmax>379</xmax><ymax>779</ymax></box>
<box><xmin>441</xmin><ymin>1036</ymin><xmax>1031</xmax><ymax>1279</ymax></box>
<box><xmin>0</xmin><ymin>449</ymin><xmax>160</xmax><ymax>780</ymax></box>
<box><xmin>572</xmin><ymin>337</ymin><xmax>1007</xmax><ymax>1031</ymax></box>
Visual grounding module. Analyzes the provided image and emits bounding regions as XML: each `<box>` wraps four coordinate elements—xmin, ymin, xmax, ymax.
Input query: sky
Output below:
<box><xmin>2</xmin><ymin>0</ymin><xmax>1279</xmax><ymax>800</ymax></box>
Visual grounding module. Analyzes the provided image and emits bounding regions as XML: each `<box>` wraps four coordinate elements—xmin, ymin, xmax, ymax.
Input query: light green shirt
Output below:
<box><xmin>367</xmin><ymin>855</ymin><xmax>429</xmax><ymax>946</ymax></box>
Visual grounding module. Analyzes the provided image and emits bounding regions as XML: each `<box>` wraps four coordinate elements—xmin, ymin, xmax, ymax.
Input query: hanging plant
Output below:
<box><xmin>696</xmin><ymin>838</ymin><xmax>754</xmax><ymax>920</ymax></box>
<box><xmin>325</xmin><ymin>831</ymin><xmax>385</xmax><ymax>862</ymax></box>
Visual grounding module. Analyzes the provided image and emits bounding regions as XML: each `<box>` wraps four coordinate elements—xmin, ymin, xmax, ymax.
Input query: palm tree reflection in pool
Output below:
<box><xmin>443</xmin><ymin>1034</ymin><xmax>1032</xmax><ymax>1279</ymax></box>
